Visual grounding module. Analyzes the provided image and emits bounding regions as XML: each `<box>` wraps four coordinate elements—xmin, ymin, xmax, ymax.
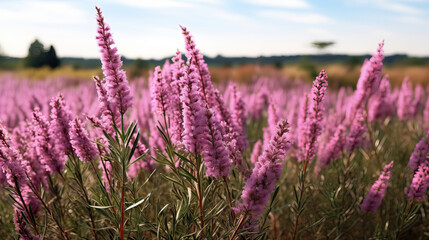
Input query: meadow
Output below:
<box><xmin>0</xmin><ymin>7</ymin><xmax>428</xmax><ymax>240</ymax></box>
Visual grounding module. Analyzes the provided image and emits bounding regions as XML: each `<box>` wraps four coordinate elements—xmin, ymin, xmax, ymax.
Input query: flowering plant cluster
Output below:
<box><xmin>0</xmin><ymin>7</ymin><xmax>428</xmax><ymax>240</ymax></box>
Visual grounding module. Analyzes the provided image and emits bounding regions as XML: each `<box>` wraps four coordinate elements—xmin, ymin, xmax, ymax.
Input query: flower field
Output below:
<box><xmin>0</xmin><ymin>7</ymin><xmax>428</xmax><ymax>240</ymax></box>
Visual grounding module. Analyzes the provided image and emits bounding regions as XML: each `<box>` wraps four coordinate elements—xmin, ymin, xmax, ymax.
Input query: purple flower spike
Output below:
<box><xmin>202</xmin><ymin>108</ymin><xmax>231</xmax><ymax>178</ymax></box>
<box><xmin>408</xmin><ymin>132</ymin><xmax>429</xmax><ymax>170</ymax></box>
<box><xmin>250</xmin><ymin>140</ymin><xmax>263</xmax><ymax>165</ymax></box>
<box><xmin>368</xmin><ymin>75</ymin><xmax>393</xmax><ymax>121</ymax></box>
<box><xmin>319</xmin><ymin>124</ymin><xmax>346</xmax><ymax>168</ymax></box>
<box><xmin>361</xmin><ymin>161</ymin><xmax>393</xmax><ymax>212</ymax></box>
<box><xmin>32</xmin><ymin>108</ymin><xmax>63</xmax><ymax>174</ymax></box>
<box><xmin>151</xmin><ymin>66</ymin><xmax>169</xmax><ymax>120</ymax></box>
<box><xmin>230</xmin><ymin>84</ymin><xmax>248</xmax><ymax>152</ymax></box>
<box><xmin>345</xmin><ymin>109</ymin><xmax>366</xmax><ymax>153</ymax></box>
<box><xmin>299</xmin><ymin>70</ymin><xmax>328</xmax><ymax>162</ymax></box>
<box><xmin>69</xmin><ymin>118</ymin><xmax>98</xmax><ymax>162</ymax></box>
<box><xmin>236</xmin><ymin>120</ymin><xmax>290</xmax><ymax>229</ymax></box>
<box><xmin>49</xmin><ymin>94</ymin><xmax>74</xmax><ymax>156</ymax></box>
<box><xmin>348</xmin><ymin>41</ymin><xmax>384</xmax><ymax>120</ymax></box>
<box><xmin>93</xmin><ymin>76</ymin><xmax>119</xmax><ymax>135</ymax></box>
<box><xmin>14</xmin><ymin>210</ymin><xmax>41</xmax><ymax>240</ymax></box>
<box><xmin>180</xmin><ymin>25</ymin><xmax>216</xmax><ymax>108</ymax></box>
<box><xmin>180</xmin><ymin>65</ymin><xmax>209</xmax><ymax>154</ymax></box>
<box><xmin>96</xmin><ymin>6</ymin><xmax>132</xmax><ymax>115</ymax></box>
<box><xmin>397</xmin><ymin>77</ymin><xmax>414</xmax><ymax>120</ymax></box>
<box><xmin>406</xmin><ymin>163</ymin><xmax>429</xmax><ymax>201</ymax></box>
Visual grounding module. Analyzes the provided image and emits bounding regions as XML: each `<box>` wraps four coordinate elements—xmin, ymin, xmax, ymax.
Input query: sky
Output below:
<box><xmin>0</xmin><ymin>0</ymin><xmax>428</xmax><ymax>59</ymax></box>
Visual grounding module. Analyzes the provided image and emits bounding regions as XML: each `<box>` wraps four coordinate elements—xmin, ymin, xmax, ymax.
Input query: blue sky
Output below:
<box><xmin>0</xmin><ymin>0</ymin><xmax>428</xmax><ymax>59</ymax></box>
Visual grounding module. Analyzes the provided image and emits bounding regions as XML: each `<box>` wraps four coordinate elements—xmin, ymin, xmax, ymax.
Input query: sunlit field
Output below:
<box><xmin>1</xmin><ymin>7</ymin><xmax>428</xmax><ymax>240</ymax></box>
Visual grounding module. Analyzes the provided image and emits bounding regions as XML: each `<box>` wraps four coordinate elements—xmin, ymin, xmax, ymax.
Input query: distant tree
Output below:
<box><xmin>312</xmin><ymin>41</ymin><xmax>335</xmax><ymax>53</ymax></box>
<box><xmin>46</xmin><ymin>45</ymin><xmax>60</xmax><ymax>69</ymax></box>
<box><xmin>0</xmin><ymin>44</ymin><xmax>4</xmax><ymax>65</ymax></box>
<box><xmin>25</xmin><ymin>39</ymin><xmax>46</xmax><ymax>68</ymax></box>
<box><xmin>274</xmin><ymin>60</ymin><xmax>283</xmax><ymax>69</ymax></box>
<box><xmin>134</xmin><ymin>58</ymin><xmax>148</xmax><ymax>69</ymax></box>
<box><xmin>129</xmin><ymin>58</ymin><xmax>149</xmax><ymax>78</ymax></box>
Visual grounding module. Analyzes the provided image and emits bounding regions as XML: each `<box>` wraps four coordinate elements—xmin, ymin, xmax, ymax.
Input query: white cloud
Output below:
<box><xmin>306</xmin><ymin>28</ymin><xmax>334</xmax><ymax>38</ymax></box>
<box><xmin>259</xmin><ymin>10</ymin><xmax>333</xmax><ymax>24</ymax></box>
<box><xmin>244</xmin><ymin>0</ymin><xmax>311</xmax><ymax>8</ymax></box>
<box><xmin>380</xmin><ymin>2</ymin><xmax>424</xmax><ymax>15</ymax></box>
<box><xmin>396</xmin><ymin>15</ymin><xmax>428</xmax><ymax>24</ymax></box>
<box><xmin>0</xmin><ymin>1</ymin><xmax>88</xmax><ymax>24</ymax></box>
<box><xmin>112</xmin><ymin>0</ymin><xmax>195</xmax><ymax>8</ymax></box>
<box><xmin>352</xmin><ymin>0</ymin><xmax>425</xmax><ymax>15</ymax></box>
<box><xmin>109</xmin><ymin>0</ymin><xmax>223</xmax><ymax>9</ymax></box>
<box><xmin>206</xmin><ymin>9</ymin><xmax>249</xmax><ymax>22</ymax></box>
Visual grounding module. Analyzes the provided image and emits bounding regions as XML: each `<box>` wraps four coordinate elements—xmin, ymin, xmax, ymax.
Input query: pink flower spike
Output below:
<box><xmin>236</xmin><ymin>120</ymin><xmax>290</xmax><ymax>229</ymax></box>
<box><xmin>180</xmin><ymin>65</ymin><xmax>209</xmax><ymax>154</ymax></box>
<box><xmin>69</xmin><ymin>118</ymin><xmax>98</xmax><ymax>162</ymax></box>
<box><xmin>32</xmin><ymin>108</ymin><xmax>63</xmax><ymax>174</ymax></box>
<box><xmin>49</xmin><ymin>94</ymin><xmax>74</xmax><ymax>156</ymax></box>
<box><xmin>406</xmin><ymin>163</ymin><xmax>429</xmax><ymax>201</ymax></box>
<box><xmin>299</xmin><ymin>70</ymin><xmax>328</xmax><ymax>162</ymax></box>
<box><xmin>202</xmin><ymin>108</ymin><xmax>231</xmax><ymax>178</ymax></box>
<box><xmin>95</xmin><ymin>6</ymin><xmax>132</xmax><ymax>115</ymax></box>
<box><xmin>361</xmin><ymin>161</ymin><xmax>393</xmax><ymax>212</ymax></box>
<box><xmin>408</xmin><ymin>132</ymin><xmax>429</xmax><ymax>170</ymax></box>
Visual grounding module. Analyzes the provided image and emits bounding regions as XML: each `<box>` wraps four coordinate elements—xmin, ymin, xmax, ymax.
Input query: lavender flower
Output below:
<box><xmin>236</xmin><ymin>120</ymin><xmax>290</xmax><ymax>228</ymax></box>
<box><xmin>296</xmin><ymin>94</ymin><xmax>309</xmax><ymax>156</ymax></box>
<box><xmin>180</xmin><ymin>65</ymin><xmax>209</xmax><ymax>153</ymax></box>
<box><xmin>230</xmin><ymin>84</ymin><xmax>248</xmax><ymax>152</ymax></box>
<box><xmin>397</xmin><ymin>77</ymin><xmax>414</xmax><ymax>120</ymax></box>
<box><xmin>49</xmin><ymin>94</ymin><xmax>74</xmax><ymax>156</ymax></box>
<box><xmin>180</xmin><ymin>25</ymin><xmax>216</xmax><ymax>108</ymax></box>
<box><xmin>0</xmin><ymin>126</ymin><xmax>27</xmax><ymax>187</ymax></box>
<box><xmin>96</xmin><ymin>6</ymin><xmax>132</xmax><ymax>115</ymax></box>
<box><xmin>368</xmin><ymin>75</ymin><xmax>393</xmax><ymax>121</ymax></box>
<box><xmin>345</xmin><ymin>109</ymin><xmax>366</xmax><ymax>153</ymax></box>
<box><xmin>213</xmin><ymin>89</ymin><xmax>233</xmax><ymax>131</ymax></box>
<box><xmin>211</xmin><ymin>89</ymin><xmax>247</xmax><ymax>173</ymax></box>
<box><xmin>267</xmin><ymin>101</ymin><xmax>280</xmax><ymax>137</ymax></box>
<box><xmin>248</xmin><ymin>90</ymin><xmax>268</xmax><ymax>121</ymax></box>
<box><xmin>347</xmin><ymin>42</ymin><xmax>384</xmax><ymax>120</ymax></box>
<box><xmin>169</xmin><ymin>50</ymin><xmax>186</xmax><ymax>145</ymax></box>
<box><xmin>12</xmin><ymin>124</ymin><xmax>47</xmax><ymax>190</ymax></box>
<box><xmin>150</xmin><ymin>66</ymin><xmax>169</xmax><ymax>120</ymax></box>
<box><xmin>202</xmin><ymin>108</ymin><xmax>231</xmax><ymax>178</ymax></box>
<box><xmin>299</xmin><ymin>70</ymin><xmax>328</xmax><ymax>162</ymax></box>
<box><xmin>32</xmin><ymin>109</ymin><xmax>63</xmax><ymax>174</ymax></box>
<box><xmin>14</xmin><ymin>210</ymin><xmax>40</xmax><ymax>240</ymax></box>
<box><xmin>361</xmin><ymin>161</ymin><xmax>393</xmax><ymax>212</ymax></box>
<box><xmin>69</xmin><ymin>118</ymin><xmax>97</xmax><ymax>162</ymax></box>
<box><xmin>424</xmin><ymin>98</ymin><xmax>429</xmax><ymax>123</ymax></box>
<box><xmin>411</xmin><ymin>84</ymin><xmax>425</xmax><ymax>117</ymax></box>
<box><xmin>407</xmin><ymin>132</ymin><xmax>429</xmax><ymax>170</ymax></box>
<box><xmin>319</xmin><ymin>125</ymin><xmax>346</xmax><ymax>168</ymax></box>
<box><xmin>94</xmin><ymin>76</ymin><xmax>119</xmax><ymax>135</ymax></box>
<box><xmin>250</xmin><ymin>140</ymin><xmax>263</xmax><ymax>165</ymax></box>
<box><xmin>406</xmin><ymin>163</ymin><xmax>429</xmax><ymax>201</ymax></box>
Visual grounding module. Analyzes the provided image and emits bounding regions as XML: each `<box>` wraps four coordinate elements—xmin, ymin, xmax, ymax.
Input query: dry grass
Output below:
<box><xmin>0</xmin><ymin>66</ymin><xmax>102</xmax><ymax>80</ymax></box>
<box><xmin>1</xmin><ymin>63</ymin><xmax>428</xmax><ymax>88</ymax></box>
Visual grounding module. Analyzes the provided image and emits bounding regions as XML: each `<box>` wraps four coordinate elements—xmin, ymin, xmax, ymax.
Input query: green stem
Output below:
<box><xmin>365</xmin><ymin>106</ymin><xmax>383</xmax><ymax>168</ymax></box>
<box><xmin>291</xmin><ymin>157</ymin><xmax>309</xmax><ymax>240</ymax></box>
<box><xmin>230</xmin><ymin>212</ymin><xmax>247</xmax><ymax>240</ymax></box>
<box><xmin>196</xmin><ymin>155</ymin><xmax>205</xmax><ymax>229</ymax></box>
<box><xmin>223</xmin><ymin>176</ymin><xmax>236</xmax><ymax>222</ymax></box>
<box><xmin>13</xmin><ymin>176</ymin><xmax>39</xmax><ymax>235</ymax></box>
<box><xmin>70</xmin><ymin>155</ymin><xmax>99</xmax><ymax>240</ymax></box>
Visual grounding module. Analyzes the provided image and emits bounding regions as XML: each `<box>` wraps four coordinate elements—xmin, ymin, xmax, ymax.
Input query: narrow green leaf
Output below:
<box><xmin>126</xmin><ymin>193</ymin><xmax>151</xmax><ymax>211</ymax></box>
